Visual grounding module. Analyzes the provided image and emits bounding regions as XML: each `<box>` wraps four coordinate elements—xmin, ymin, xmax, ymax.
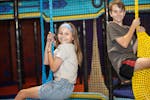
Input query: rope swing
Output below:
<box><xmin>132</xmin><ymin>0</ymin><xmax>150</xmax><ymax>99</ymax></box>
<box><xmin>40</xmin><ymin>0</ymin><xmax>53</xmax><ymax>84</ymax></box>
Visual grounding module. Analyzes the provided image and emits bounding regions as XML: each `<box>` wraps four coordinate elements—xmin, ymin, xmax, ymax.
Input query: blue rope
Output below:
<box><xmin>49</xmin><ymin>0</ymin><xmax>54</xmax><ymax>33</ymax></box>
<box><xmin>40</xmin><ymin>0</ymin><xmax>53</xmax><ymax>84</ymax></box>
<box><xmin>27</xmin><ymin>1</ymin><xmax>53</xmax><ymax>99</ymax></box>
<box><xmin>46</xmin><ymin>0</ymin><xmax>53</xmax><ymax>82</ymax></box>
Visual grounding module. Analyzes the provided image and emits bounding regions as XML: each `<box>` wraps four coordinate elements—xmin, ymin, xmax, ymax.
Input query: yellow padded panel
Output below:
<box><xmin>132</xmin><ymin>68</ymin><xmax>150</xmax><ymax>100</ymax></box>
<box><xmin>137</xmin><ymin>32</ymin><xmax>150</xmax><ymax>57</ymax></box>
<box><xmin>132</xmin><ymin>32</ymin><xmax>150</xmax><ymax>99</ymax></box>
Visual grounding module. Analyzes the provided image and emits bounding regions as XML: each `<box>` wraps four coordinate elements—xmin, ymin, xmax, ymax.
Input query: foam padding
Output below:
<box><xmin>137</xmin><ymin>32</ymin><xmax>150</xmax><ymax>58</ymax></box>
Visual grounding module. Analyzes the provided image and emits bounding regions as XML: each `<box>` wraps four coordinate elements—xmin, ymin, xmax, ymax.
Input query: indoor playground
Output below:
<box><xmin>0</xmin><ymin>0</ymin><xmax>150</xmax><ymax>100</ymax></box>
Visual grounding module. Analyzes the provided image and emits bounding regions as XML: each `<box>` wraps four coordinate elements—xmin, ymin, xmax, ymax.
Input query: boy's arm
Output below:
<box><xmin>116</xmin><ymin>18</ymin><xmax>140</xmax><ymax>48</ymax></box>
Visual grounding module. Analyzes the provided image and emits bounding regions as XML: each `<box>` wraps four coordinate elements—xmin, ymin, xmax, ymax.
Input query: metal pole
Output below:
<box><xmin>33</xmin><ymin>21</ymin><xmax>40</xmax><ymax>85</ymax></box>
<box><xmin>103</xmin><ymin>0</ymin><xmax>113</xmax><ymax>99</ymax></box>
<box><xmin>14</xmin><ymin>0</ymin><xmax>23</xmax><ymax>90</ymax></box>
<box><xmin>83</xmin><ymin>20</ymin><xmax>88</xmax><ymax>92</ymax></box>
<box><xmin>0</xmin><ymin>0</ymin><xmax>12</xmax><ymax>2</ymax></box>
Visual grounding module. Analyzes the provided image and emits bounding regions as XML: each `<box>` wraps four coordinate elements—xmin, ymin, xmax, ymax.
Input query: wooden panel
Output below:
<box><xmin>0</xmin><ymin>21</ymin><xmax>12</xmax><ymax>84</ymax></box>
<box><xmin>20</xmin><ymin>19</ymin><xmax>42</xmax><ymax>78</ymax></box>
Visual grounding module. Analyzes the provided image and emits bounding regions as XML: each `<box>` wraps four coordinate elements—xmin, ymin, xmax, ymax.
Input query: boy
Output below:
<box><xmin>107</xmin><ymin>0</ymin><xmax>150</xmax><ymax>81</ymax></box>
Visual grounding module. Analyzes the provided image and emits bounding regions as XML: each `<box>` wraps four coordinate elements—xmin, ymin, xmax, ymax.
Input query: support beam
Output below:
<box><xmin>83</xmin><ymin>20</ymin><xmax>88</xmax><ymax>92</ymax></box>
<box><xmin>103</xmin><ymin>0</ymin><xmax>113</xmax><ymax>99</ymax></box>
<box><xmin>14</xmin><ymin>0</ymin><xmax>23</xmax><ymax>90</ymax></box>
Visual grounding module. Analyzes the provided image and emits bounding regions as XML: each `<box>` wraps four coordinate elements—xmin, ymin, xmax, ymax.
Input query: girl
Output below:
<box><xmin>15</xmin><ymin>22</ymin><xmax>82</xmax><ymax>100</ymax></box>
<box><xmin>107</xmin><ymin>0</ymin><xmax>150</xmax><ymax>81</ymax></box>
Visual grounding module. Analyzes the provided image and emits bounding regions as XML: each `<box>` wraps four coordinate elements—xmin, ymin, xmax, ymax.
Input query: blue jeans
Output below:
<box><xmin>38</xmin><ymin>78</ymin><xmax>74</xmax><ymax>100</ymax></box>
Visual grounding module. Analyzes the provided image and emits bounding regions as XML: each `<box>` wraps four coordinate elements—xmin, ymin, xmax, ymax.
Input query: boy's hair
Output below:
<box><xmin>57</xmin><ymin>22</ymin><xmax>83</xmax><ymax>66</ymax></box>
<box><xmin>109</xmin><ymin>0</ymin><xmax>125</xmax><ymax>12</ymax></box>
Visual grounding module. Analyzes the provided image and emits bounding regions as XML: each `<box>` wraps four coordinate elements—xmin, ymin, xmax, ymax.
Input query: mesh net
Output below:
<box><xmin>132</xmin><ymin>0</ymin><xmax>150</xmax><ymax>99</ymax></box>
<box><xmin>88</xmin><ymin>19</ymin><xmax>108</xmax><ymax>96</ymax></box>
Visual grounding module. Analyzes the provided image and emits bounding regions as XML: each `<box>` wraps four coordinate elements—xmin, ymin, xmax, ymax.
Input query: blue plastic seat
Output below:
<box><xmin>103</xmin><ymin>58</ymin><xmax>134</xmax><ymax>100</ymax></box>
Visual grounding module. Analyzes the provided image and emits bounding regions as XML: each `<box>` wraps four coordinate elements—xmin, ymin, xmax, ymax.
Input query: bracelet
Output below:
<box><xmin>48</xmin><ymin>51</ymin><xmax>51</xmax><ymax>54</ymax></box>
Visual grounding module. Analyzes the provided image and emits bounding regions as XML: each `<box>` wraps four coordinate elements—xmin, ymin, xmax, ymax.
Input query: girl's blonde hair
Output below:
<box><xmin>56</xmin><ymin>22</ymin><xmax>83</xmax><ymax>66</ymax></box>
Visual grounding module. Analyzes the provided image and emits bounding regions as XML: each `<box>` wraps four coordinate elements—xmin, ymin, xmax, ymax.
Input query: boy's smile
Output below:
<box><xmin>110</xmin><ymin>4</ymin><xmax>126</xmax><ymax>25</ymax></box>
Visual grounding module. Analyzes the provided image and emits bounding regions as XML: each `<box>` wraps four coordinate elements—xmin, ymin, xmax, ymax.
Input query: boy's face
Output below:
<box><xmin>110</xmin><ymin>4</ymin><xmax>126</xmax><ymax>23</ymax></box>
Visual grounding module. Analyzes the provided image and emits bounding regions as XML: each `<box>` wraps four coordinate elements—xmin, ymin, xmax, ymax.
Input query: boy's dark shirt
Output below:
<box><xmin>107</xmin><ymin>21</ymin><xmax>137</xmax><ymax>80</ymax></box>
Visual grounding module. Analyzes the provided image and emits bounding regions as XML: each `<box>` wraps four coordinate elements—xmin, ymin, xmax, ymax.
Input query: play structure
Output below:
<box><xmin>0</xmin><ymin>0</ymin><xmax>150</xmax><ymax>100</ymax></box>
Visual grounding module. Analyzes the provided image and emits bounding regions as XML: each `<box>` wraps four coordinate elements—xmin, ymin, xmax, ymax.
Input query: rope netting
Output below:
<box><xmin>132</xmin><ymin>0</ymin><xmax>150</xmax><ymax>99</ymax></box>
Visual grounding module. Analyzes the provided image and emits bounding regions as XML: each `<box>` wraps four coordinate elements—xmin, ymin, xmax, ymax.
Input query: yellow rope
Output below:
<box><xmin>135</xmin><ymin>0</ymin><xmax>139</xmax><ymax>19</ymax></box>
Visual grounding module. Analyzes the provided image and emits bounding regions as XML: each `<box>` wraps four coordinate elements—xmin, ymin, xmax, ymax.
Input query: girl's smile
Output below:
<box><xmin>58</xmin><ymin>27</ymin><xmax>74</xmax><ymax>44</ymax></box>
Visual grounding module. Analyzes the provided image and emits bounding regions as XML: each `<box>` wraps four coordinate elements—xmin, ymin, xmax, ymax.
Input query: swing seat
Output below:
<box><xmin>132</xmin><ymin>31</ymin><xmax>150</xmax><ymax>100</ymax></box>
<box><xmin>68</xmin><ymin>92</ymin><xmax>107</xmax><ymax>100</ymax></box>
<box><xmin>104</xmin><ymin>61</ymin><xmax>134</xmax><ymax>99</ymax></box>
<box><xmin>113</xmin><ymin>79</ymin><xmax>134</xmax><ymax>99</ymax></box>
<box><xmin>132</xmin><ymin>69</ymin><xmax>150</xmax><ymax>100</ymax></box>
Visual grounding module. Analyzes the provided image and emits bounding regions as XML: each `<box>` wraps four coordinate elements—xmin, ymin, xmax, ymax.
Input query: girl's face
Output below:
<box><xmin>110</xmin><ymin>4</ymin><xmax>126</xmax><ymax>24</ymax></box>
<box><xmin>57</xmin><ymin>27</ymin><xmax>74</xmax><ymax>44</ymax></box>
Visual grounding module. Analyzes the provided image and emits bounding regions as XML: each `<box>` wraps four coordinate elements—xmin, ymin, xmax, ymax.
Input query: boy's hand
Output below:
<box><xmin>137</xmin><ymin>26</ymin><xmax>146</xmax><ymax>32</ymax></box>
<box><xmin>132</xmin><ymin>18</ymin><xmax>140</xmax><ymax>28</ymax></box>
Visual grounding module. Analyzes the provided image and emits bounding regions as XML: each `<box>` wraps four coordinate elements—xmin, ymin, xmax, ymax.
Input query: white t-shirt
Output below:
<box><xmin>54</xmin><ymin>43</ymin><xmax>78</xmax><ymax>84</ymax></box>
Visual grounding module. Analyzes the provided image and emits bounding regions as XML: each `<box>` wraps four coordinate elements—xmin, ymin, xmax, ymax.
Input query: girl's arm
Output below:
<box><xmin>47</xmin><ymin>33</ymin><xmax>63</xmax><ymax>72</ymax></box>
<box><xmin>47</xmin><ymin>47</ymin><xmax>63</xmax><ymax>72</ymax></box>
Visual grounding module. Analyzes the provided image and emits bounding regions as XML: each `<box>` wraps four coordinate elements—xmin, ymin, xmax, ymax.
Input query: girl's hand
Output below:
<box><xmin>47</xmin><ymin>32</ymin><xmax>55</xmax><ymax>42</ymax></box>
<box><xmin>46</xmin><ymin>32</ymin><xmax>56</xmax><ymax>53</ymax></box>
